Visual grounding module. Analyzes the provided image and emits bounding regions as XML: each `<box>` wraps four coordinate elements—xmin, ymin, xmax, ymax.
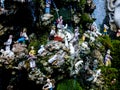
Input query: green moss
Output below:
<box><xmin>79</xmin><ymin>0</ymin><xmax>86</xmax><ymax>6</ymax></box>
<box><xmin>28</xmin><ymin>39</ymin><xmax>40</xmax><ymax>51</ymax></box>
<box><xmin>28</xmin><ymin>30</ymin><xmax>48</xmax><ymax>51</ymax></box>
<box><xmin>98</xmin><ymin>36</ymin><xmax>113</xmax><ymax>49</ymax></box>
<box><xmin>101</xmin><ymin>66</ymin><xmax>119</xmax><ymax>89</ymax></box>
<box><xmin>80</xmin><ymin>13</ymin><xmax>93</xmax><ymax>24</ymax></box>
<box><xmin>57</xmin><ymin>79</ymin><xmax>82</xmax><ymax>90</ymax></box>
<box><xmin>111</xmin><ymin>40</ymin><xmax>120</xmax><ymax>69</ymax></box>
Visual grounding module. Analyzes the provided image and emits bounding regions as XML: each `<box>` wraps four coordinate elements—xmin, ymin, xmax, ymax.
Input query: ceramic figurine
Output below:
<box><xmin>4</xmin><ymin>35</ymin><xmax>13</xmax><ymax>51</ymax></box>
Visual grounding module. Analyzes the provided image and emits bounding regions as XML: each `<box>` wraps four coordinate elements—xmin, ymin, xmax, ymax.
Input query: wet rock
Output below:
<box><xmin>92</xmin><ymin>50</ymin><xmax>104</xmax><ymax>66</ymax></box>
<box><xmin>45</xmin><ymin>66</ymin><xmax>53</xmax><ymax>74</ymax></box>
<box><xmin>12</xmin><ymin>43</ymin><xmax>28</xmax><ymax>56</ymax></box>
<box><xmin>41</xmin><ymin>14</ymin><xmax>53</xmax><ymax>21</ymax></box>
<box><xmin>41</xmin><ymin>14</ymin><xmax>54</xmax><ymax>26</ymax></box>
<box><xmin>73</xmin><ymin>14</ymin><xmax>80</xmax><ymax>24</ymax></box>
<box><xmin>28</xmin><ymin>68</ymin><xmax>46</xmax><ymax>84</ymax></box>
<box><xmin>0</xmin><ymin>49</ymin><xmax>15</xmax><ymax>61</ymax></box>
<box><xmin>0</xmin><ymin>24</ymin><xmax>3</xmax><ymax>29</ymax></box>
<box><xmin>85</xmin><ymin>0</ymin><xmax>96</xmax><ymax>14</ymax></box>
<box><xmin>0</xmin><ymin>27</ymin><xmax>7</xmax><ymax>36</ymax></box>
<box><xmin>43</xmin><ymin>62</ymin><xmax>48</xmax><ymax>67</ymax></box>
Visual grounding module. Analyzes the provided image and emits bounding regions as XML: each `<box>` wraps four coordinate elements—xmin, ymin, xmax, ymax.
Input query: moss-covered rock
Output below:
<box><xmin>57</xmin><ymin>79</ymin><xmax>83</xmax><ymax>90</ymax></box>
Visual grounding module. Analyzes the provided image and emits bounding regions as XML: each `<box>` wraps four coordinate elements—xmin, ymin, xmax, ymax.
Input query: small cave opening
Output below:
<box><xmin>14</xmin><ymin>3</ymin><xmax>35</xmax><ymax>28</ymax></box>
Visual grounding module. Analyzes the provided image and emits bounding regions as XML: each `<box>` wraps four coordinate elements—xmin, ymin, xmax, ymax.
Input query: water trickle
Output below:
<box><xmin>92</xmin><ymin>0</ymin><xmax>106</xmax><ymax>30</ymax></box>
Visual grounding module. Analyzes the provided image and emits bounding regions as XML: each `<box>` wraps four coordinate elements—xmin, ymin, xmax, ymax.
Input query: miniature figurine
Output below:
<box><xmin>103</xmin><ymin>24</ymin><xmax>109</xmax><ymax>35</ymax></box>
<box><xmin>4</xmin><ymin>35</ymin><xmax>13</xmax><ymax>51</ymax></box>
<box><xmin>42</xmin><ymin>78</ymin><xmax>53</xmax><ymax>90</ymax></box>
<box><xmin>74</xmin><ymin>27</ymin><xmax>80</xmax><ymax>41</ymax></box>
<box><xmin>28</xmin><ymin>46</ymin><xmax>37</xmax><ymax>70</ymax></box>
<box><xmin>42</xmin><ymin>0</ymin><xmax>53</xmax><ymax>21</ymax></box>
<box><xmin>38</xmin><ymin>45</ymin><xmax>45</xmax><ymax>55</ymax></box>
<box><xmin>75</xmin><ymin>60</ymin><xmax>83</xmax><ymax>74</ymax></box>
<box><xmin>57</xmin><ymin>16</ymin><xmax>64</xmax><ymax>29</ymax></box>
<box><xmin>49</xmin><ymin>26</ymin><xmax>56</xmax><ymax>40</ymax></box>
<box><xmin>104</xmin><ymin>49</ymin><xmax>112</xmax><ymax>66</ymax></box>
<box><xmin>69</xmin><ymin>42</ymin><xmax>75</xmax><ymax>57</ymax></box>
<box><xmin>64</xmin><ymin>36</ymin><xmax>69</xmax><ymax>48</ymax></box>
<box><xmin>17</xmin><ymin>28</ymin><xmax>29</xmax><ymax>44</ymax></box>
<box><xmin>116</xmin><ymin>29</ymin><xmax>120</xmax><ymax>37</ymax></box>
<box><xmin>29</xmin><ymin>46</ymin><xmax>36</xmax><ymax>57</ymax></box>
<box><xmin>45</xmin><ymin>0</ymin><xmax>51</xmax><ymax>14</ymax></box>
<box><xmin>48</xmin><ymin>53</ymin><xmax>58</xmax><ymax>64</ymax></box>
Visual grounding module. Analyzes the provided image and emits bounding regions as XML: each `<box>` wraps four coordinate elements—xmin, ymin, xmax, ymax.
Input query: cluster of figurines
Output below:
<box><xmin>0</xmin><ymin>0</ymin><xmax>115</xmax><ymax>89</ymax></box>
<box><xmin>0</xmin><ymin>12</ymin><xmax>114</xmax><ymax>89</ymax></box>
